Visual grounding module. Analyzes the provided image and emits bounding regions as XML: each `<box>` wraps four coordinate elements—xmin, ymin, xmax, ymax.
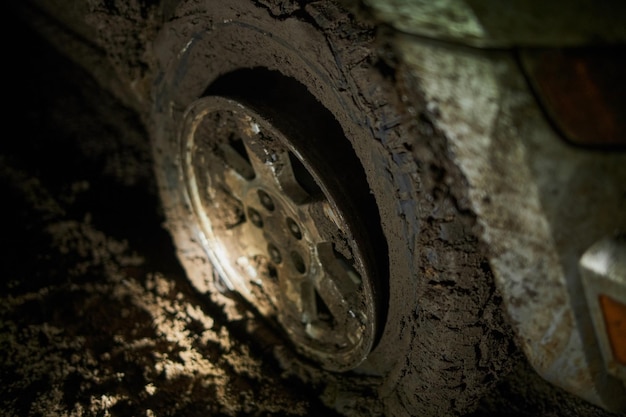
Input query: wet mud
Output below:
<box><xmin>2</xmin><ymin>7</ymin><xmax>620</xmax><ymax>417</ymax></box>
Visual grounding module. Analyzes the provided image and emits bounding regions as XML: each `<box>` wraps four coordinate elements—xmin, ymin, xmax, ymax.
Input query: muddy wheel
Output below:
<box><xmin>150</xmin><ymin>1</ymin><xmax>513</xmax><ymax>415</ymax></box>
<box><xmin>174</xmin><ymin>93</ymin><xmax>382</xmax><ymax>371</ymax></box>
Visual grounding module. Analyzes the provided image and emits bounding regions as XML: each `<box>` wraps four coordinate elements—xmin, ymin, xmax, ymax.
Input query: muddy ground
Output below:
<box><xmin>0</xmin><ymin>20</ymin><xmax>621</xmax><ymax>417</ymax></box>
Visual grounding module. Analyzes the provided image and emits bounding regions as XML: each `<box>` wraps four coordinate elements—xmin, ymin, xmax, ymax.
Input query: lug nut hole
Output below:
<box><xmin>286</xmin><ymin>217</ymin><xmax>302</xmax><ymax>240</ymax></box>
<box><xmin>258</xmin><ymin>189</ymin><xmax>275</xmax><ymax>211</ymax></box>
<box><xmin>268</xmin><ymin>243</ymin><xmax>282</xmax><ymax>264</ymax></box>
<box><xmin>290</xmin><ymin>251</ymin><xmax>306</xmax><ymax>274</ymax></box>
<box><xmin>247</xmin><ymin>207</ymin><xmax>263</xmax><ymax>228</ymax></box>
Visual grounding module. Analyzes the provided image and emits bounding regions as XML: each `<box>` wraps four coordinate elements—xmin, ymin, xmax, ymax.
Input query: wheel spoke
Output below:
<box><xmin>301</xmin><ymin>200</ymin><xmax>346</xmax><ymax>242</ymax></box>
<box><xmin>243</xmin><ymin>140</ymin><xmax>310</xmax><ymax>205</ymax></box>
<box><xmin>199</xmin><ymin>184</ymin><xmax>244</xmax><ymax>231</ymax></box>
<box><xmin>219</xmin><ymin>141</ymin><xmax>255</xmax><ymax>177</ymax></box>
<box><xmin>282</xmin><ymin>242</ymin><xmax>364</xmax><ymax>346</ymax></box>
<box><xmin>315</xmin><ymin>243</ymin><xmax>360</xmax><ymax>313</ymax></box>
<box><xmin>222</xmin><ymin>164</ymin><xmax>248</xmax><ymax>201</ymax></box>
<box><xmin>300</xmin><ymin>280</ymin><xmax>317</xmax><ymax>325</ymax></box>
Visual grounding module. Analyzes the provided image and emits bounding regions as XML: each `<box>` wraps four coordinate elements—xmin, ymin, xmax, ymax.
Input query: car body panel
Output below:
<box><xmin>394</xmin><ymin>34</ymin><xmax>626</xmax><ymax>411</ymax></box>
<box><xmin>363</xmin><ymin>0</ymin><xmax>626</xmax><ymax>47</ymax></box>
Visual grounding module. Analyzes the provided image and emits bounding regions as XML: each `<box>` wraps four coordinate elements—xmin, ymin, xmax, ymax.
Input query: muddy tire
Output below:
<box><xmin>150</xmin><ymin>1</ymin><xmax>514</xmax><ymax>416</ymax></box>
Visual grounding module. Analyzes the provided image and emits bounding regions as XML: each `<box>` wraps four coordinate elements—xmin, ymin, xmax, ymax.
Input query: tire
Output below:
<box><xmin>149</xmin><ymin>1</ymin><xmax>514</xmax><ymax>415</ymax></box>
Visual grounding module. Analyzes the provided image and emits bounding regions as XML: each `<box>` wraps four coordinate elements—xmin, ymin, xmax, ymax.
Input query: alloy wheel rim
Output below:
<box><xmin>180</xmin><ymin>96</ymin><xmax>377</xmax><ymax>370</ymax></box>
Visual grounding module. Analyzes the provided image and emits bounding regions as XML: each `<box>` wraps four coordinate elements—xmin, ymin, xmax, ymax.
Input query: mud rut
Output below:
<box><xmin>0</xmin><ymin>19</ymin><xmax>617</xmax><ymax>417</ymax></box>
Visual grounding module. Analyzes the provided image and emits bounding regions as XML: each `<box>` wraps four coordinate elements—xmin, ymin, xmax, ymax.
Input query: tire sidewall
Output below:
<box><xmin>149</xmin><ymin>1</ymin><xmax>509</xmax><ymax>416</ymax></box>
<box><xmin>152</xmin><ymin>0</ymin><xmax>417</xmax><ymax>364</ymax></box>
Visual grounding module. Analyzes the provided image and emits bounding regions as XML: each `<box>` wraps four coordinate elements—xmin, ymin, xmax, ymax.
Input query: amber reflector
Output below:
<box><xmin>599</xmin><ymin>294</ymin><xmax>626</xmax><ymax>366</ymax></box>
<box><xmin>521</xmin><ymin>48</ymin><xmax>626</xmax><ymax>148</ymax></box>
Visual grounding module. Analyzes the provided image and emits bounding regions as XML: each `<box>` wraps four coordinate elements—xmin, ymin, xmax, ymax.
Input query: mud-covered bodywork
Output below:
<box><xmin>363</xmin><ymin>1</ymin><xmax>626</xmax><ymax>411</ymax></box>
<box><xmin>363</xmin><ymin>0</ymin><xmax>626</xmax><ymax>47</ymax></box>
<box><xmin>11</xmin><ymin>0</ymin><xmax>626</xmax><ymax>415</ymax></box>
<box><xmin>392</xmin><ymin>35</ymin><xmax>626</xmax><ymax>411</ymax></box>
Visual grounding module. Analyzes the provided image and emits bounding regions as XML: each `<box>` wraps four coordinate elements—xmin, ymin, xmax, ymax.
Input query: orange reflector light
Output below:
<box><xmin>521</xmin><ymin>47</ymin><xmax>626</xmax><ymax>148</ymax></box>
<box><xmin>599</xmin><ymin>294</ymin><xmax>626</xmax><ymax>366</ymax></box>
